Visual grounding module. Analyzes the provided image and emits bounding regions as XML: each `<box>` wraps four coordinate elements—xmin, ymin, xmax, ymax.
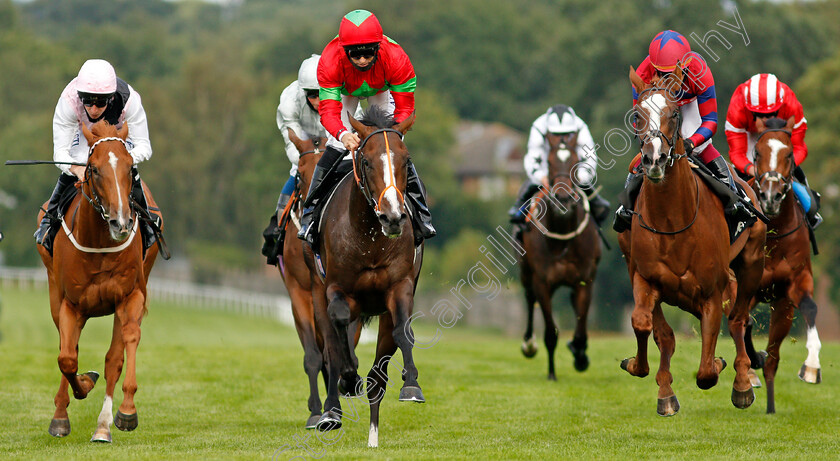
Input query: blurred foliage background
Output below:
<box><xmin>1</xmin><ymin>0</ymin><xmax>839</xmax><ymax>331</ymax></box>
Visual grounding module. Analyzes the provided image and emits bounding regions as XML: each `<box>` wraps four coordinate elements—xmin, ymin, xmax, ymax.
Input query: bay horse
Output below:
<box><xmin>518</xmin><ymin>131</ymin><xmax>601</xmax><ymax>380</ymax></box>
<box><xmin>36</xmin><ymin>121</ymin><xmax>161</xmax><ymax>442</ymax></box>
<box><xmin>276</xmin><ymin>130</ymin><xmax>365</xmax><ymax>429</ymax></box>
<box><xmin>306</xmin><ymin>106</ymin><xmax>423</xmax><ymax>448</ymax></box>
<box><xmin>618</xmin><ymin>66</ymin><xmax>766</xmax><ymax>415</ymax></box>
<box><xmin>745</xmin><ymin>116</ymin><xmax>822</xmax><ymax>413</ymax></box>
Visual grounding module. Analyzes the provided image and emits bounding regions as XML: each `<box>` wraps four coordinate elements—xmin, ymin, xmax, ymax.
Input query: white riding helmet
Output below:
<box><xmin>546</xmin><ymin>105</ymin><xmax>579</xmax><ymax>134</ymax></box>
<box><xmin>298</xmin><ymin>54</ymin><xmax>320</xmax><ymax>91</ymax></box>
<box><xmin>76</xmin><ymin>59</ymin><xmax>117</xmax><ymax>94</ymax></box>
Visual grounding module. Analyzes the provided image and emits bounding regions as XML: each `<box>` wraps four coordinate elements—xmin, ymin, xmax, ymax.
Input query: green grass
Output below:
<box><xmin>1</xmin><ymin>286</ymin><xmax>838</xmax><ymax>460</ymax></box>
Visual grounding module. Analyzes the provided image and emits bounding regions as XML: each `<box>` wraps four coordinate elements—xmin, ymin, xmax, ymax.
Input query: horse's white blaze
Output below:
<box><xmin>641</xmin><ymin>93</ymin><xmax>667</xmax><ymax>163</ymax></box>
<box><xmin>766</xmin><ymin>138</ymin><xmax>786</xmax><ymax>170</ymax></box>
<box><xmin>556</xmin><ymin>148</ymin><xmax>571</xmax><ymax>162</ymax></box>
<box><xmin>804</xmin><ymin>325</ymin><xmax>822</xmax><ymax>369</ymax></box>
<box><xmin>97</xmin><ymin>395</ymin><xmax>113</xmax><ymax>428</ymax></box>
<box><xmin>108</xmin><ymin>151</ymin><xmax>125</xmax><ymax>225</ymax></box>
<box><xmin>368</xmin><ymin>423</ymin><xmax>379</xmax><ymax>448</ymax></box>
<box><xmin>379</xmin><ymin>150</ymin><xmax>401</xmax><ymax>214</ymax></box>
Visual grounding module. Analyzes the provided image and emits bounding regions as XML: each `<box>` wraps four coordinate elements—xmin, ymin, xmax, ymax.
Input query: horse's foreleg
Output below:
<box><xmin>49</xmin><ymin>376</ymin><xmax>72</xmax><ymax>437</ymax></box>
<box><xmin>521</xmin><ymin>285</ymin><xmax>538</xmax><ymax>358</ymax></box>
<box><xmin>312</xmin><ymin>283</ymin><xmax>342</xmax><ymax>432</ymax></box>
<box><xmin>621</xmin><ymin>273</ymin><xmax>657</xmax><ymax>378</ymax></box>
<box><xmin>763</xmin><ymin>297</ymin><xmax>795</xmax><ymax>414</ymax></box>
<box><xmin>652</xmin><ymin>303</ymin><xmax>679</xmax><ymax>416</ymax></box>
<box><xmin>325</xmin><ymin>288</ymin><xmax>362</xmax><ymax>398</ymax></box>
<box><xmin>697</xmin><ymin>295</ymin><xmax>725</xmax><ymax>390</ymax></box>
<box><xmin>290</xmin><ymin>286</ymin><xmax>323</xmax><ymax>429</ymax></box>
<box><xmin>114</xmin><ymin>290</ymin><xmax>145</xmax><ymax>431</ymax></box>
<box><xmin>91</xmin><ymin>317</ymin><xmax>125</xmax><ymax>442</ymax></box>
<box><xmin>367</xmin><ymin>314</ymin><xmax>398</xmax><ymax>448</ymax></box>
<box><xmin>797</xmin><ymin>287</ymin><xmax>821</xmax><ymax>385</ymax></box>
<box><xmin>567</xmin><ymin>284</ymin><xmax>591</xmax><ymax>372</ymax></box>
<box><xmin>56</xmin><ymin>300</ymin><xmax>97</xmax><ymax>400</ymax></box>
<box><xmin>534</xmin><ymin>282</ymin><xmax>558</xmax><ymax>381</ymax></box>
<box><xmin>390</xmin><ymin>279</ymin><xmax>424</xmax><ymax>402</ymax></box>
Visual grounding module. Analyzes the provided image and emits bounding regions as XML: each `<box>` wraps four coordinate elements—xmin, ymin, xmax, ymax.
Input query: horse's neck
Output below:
<box><xmin>348</xmin><ymin>180</ymin><xmax>380</xmax><ymax>231</ymax></box>
<box><xmin>639</xmin><ymin>159</ymin><xmax>697</xmax><ymax>220</ymax></box>
<box><xmin>544</xmin><ymin>196</ymin><xmax>584</xmax><ymax>234</ymax></box>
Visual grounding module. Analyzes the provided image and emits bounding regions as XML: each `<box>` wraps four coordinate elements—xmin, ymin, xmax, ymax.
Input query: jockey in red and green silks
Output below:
<box><xmin>298</xmin><ymin>9</ymin><xmax>434</xmax><ymax>247</ymax></box>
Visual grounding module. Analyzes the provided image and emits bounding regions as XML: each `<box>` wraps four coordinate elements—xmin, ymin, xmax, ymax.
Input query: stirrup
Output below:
<box><xmin>613</xmin><ymin>206</ymin><xmax>632</xmax><ymax>233</ymax></box>
<box><xmin>809</xmin><ymin>212</ymin><xmax>823</xmax><ymax>230</ymax></box>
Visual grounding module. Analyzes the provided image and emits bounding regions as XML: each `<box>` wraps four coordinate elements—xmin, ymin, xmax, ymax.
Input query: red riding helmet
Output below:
<box><xmin>339</xmin><ymin>9</ymin><xmax>383</xmax><ymax>46</ymax></box>
<box><xmin>649</xmin><ymin>30</ymin><xmax>692</xmax><ymax>72</ymax></box>
<box><xmin>744</xmin><ymin>73</ymin><xmax>785</xmax><ymax>114</ymax></box>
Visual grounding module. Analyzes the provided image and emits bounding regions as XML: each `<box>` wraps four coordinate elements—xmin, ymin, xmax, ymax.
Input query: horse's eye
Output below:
<box><xmin>89</xmin><ymin>166</ymin><xmax>99</xmax><ymax>176</ymax></box>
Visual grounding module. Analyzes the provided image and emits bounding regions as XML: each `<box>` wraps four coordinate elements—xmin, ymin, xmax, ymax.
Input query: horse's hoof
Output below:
<box><xmin>90</xmin><ymin>429</ymin><xmax>112</xmax><ymax>443</ymax></box>
<box><xmin>731</xmin><ymin>387</ymin><xmax>755</xmax><ymax>409</ymax></box>
<box><xmin>305</xmin><ymin>414</ymin><xmax>321</xmax><ymax>430</ymax></box>
<box><xmin>49</xmin><ymin>418</ymin><xmax>71</xmax><ymax>437</ymax></box>
<box><xmin>620</xmin><ymin>357</ymin><xmax>647</xmax><ymax>377</ymax></box>
<box><xmin>715</xmin><ymin>357</ymin><xmax>727</xmax><ymax>372</ymax></box>
<box><xmin>748</xmin><ymin>368</ymin><xmax>762</xmax><ymax>388</ymax></box>
<box><xmin>316</xmin><ymin>411</ymin><xmax>342</xmax><ymax>432</ymax></box>
<box><xmin>398</xmin><ymin>385</ymin><xmax>425</xmax><ymax>403</ymax></box>
<box><xmin>620</xmin><ymin>358</ymin><xmax>631</xmax><ymax>371</ymax></box>
<box><xmin>339</xmin><ymin>375</ymin><xmax>364</xmax><ymax>398</ymax></box>
<box><xmin>547</xmin><ymin>372</ymin><xmax>557</xmax><ymax>381</ymax></box>
<box><xmin>798</xmin><ymin>364</ymin><xmax>821</xmax><ymax>384</ymax></box>
<box><xmin>521</xmin><ymin>339</ymin><xmax>538</xmax><ymax>358</ymax></box>
<box><xmin>114</xmin><ymin>411</ymin><xmax>138</xmax><ymax>431</ymax></box>
<box><xmin>752</xmin><ymin>350</ymin><xmax>768</xmax><ymax>369</ymax></box>
<box><xmin>657</xmin><ymin>395</ymin><xmax>680</xmax><ymax>417</ymax></box>
<box><xmin>84</xmin><ymin>371</ymin><xmax>100</xmax><ymax>385</ymax></box>
<box><xmin>567</xmin><ymin>341</ymin><xmax>589</xmax><ymax>372</ymax></box>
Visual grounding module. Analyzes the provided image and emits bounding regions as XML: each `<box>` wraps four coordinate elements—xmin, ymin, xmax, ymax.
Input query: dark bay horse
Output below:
<box><xmin>306</xmin><ymin>107</ymin><xmax>423</xmax><ymax>448</ymax></box>
<box><xmin>746</xmin><ymin>116</ymin><xmax>822</xmax><ymax>413</ymax></box>
<box><xmin>36</xmin><ymin>121</ymin><xmax>161</xmax><ymax>442</ymax></box>
<box><xmin>519</xmin><ymin>131</ymin><xmax>601</xmax><ymax>380</ymax></box>
<box><xmin>618</xmin><ymin>67</ymin><xmax>766</xmax><ymax>415</ymax></box>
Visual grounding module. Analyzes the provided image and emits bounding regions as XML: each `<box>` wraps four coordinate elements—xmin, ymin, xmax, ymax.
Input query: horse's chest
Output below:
<box><xmin>66</xmin><ymin>271</ymin><xmax>139</xmax><ymax>314</ymax></box>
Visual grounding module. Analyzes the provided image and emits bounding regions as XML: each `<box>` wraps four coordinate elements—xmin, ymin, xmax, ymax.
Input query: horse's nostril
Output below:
<box><xmin>108</xmin><ymin>219</ymin><xmax>119</xmax><ymax>228</ymax></box>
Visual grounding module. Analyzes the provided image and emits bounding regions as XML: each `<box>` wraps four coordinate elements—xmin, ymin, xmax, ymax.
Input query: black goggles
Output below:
<box><xmin>344</xmin><ymin>43</ymin><xmax>379</xmax><ymax>59</ymax></box>
<box><xmin>78</xmin><ymin>92</ymin><xmax>113</xmax><ymax>108</ymax></box>
<box><xmin>304</xmin><ymin>89</ymin><xmax>320</xmax><ymax>99</ymax></box>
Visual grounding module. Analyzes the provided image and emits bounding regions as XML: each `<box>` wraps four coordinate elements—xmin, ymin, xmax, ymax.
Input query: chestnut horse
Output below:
<box><xmin>618</xmin><ymin>67</ymin><xmax>766</xmax><ymax>415</ymax></box>
<box><xmin>519</xmin><ymin>131</ymin><xmax>601</xmax><ymax>379</ymax></box>
<box><xmin>36</xmin><ymin>121</ymin><xmax>161</xmax><ymax>442</ymax></box>
<box><xmin>307</xmin><ymin>107</ymin><xmax>423</xmax><ymax>448</ymax></box>
<box><xmin>745</xmin><ymin>116</ymin><xmax>822</xmax><ymax>413</ymax></box>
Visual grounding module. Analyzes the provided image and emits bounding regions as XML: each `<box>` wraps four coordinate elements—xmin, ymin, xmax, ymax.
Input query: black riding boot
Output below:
<box><xmin>793</xmin><ymin>166</ymin><xmax>823</xmax><ymax>229</ymax></box>
<box><xmin>580</xmin><ymin>185</ymin><xmax>611</xmax><ymax>227</ymax></box>
<box><xmin>406</xmin><ymin>160</ymin><xmax>436</xmax><ymax>245</ymax></box>
<box><xmin>613</xmin><ymin>173</ymin><xmax>642</xmax><ymax>233</ymax></box>
<box><xmin>34</xmin><ymin>173</ymin><xmax>77</xmax><ymax>251</ymax></box>
<box><xmin>261</xmin><ymin>192</ymin><xmax>292</xmax><ymax>264</ymax></box>
<box><xmin>508</xmin><ymin>182</ymin><xmax>541</xmax><ymax>224</ymax></box>
<box><xmin>298</xmin><ymin>145</ymin><xmax>345</xmax><ymax>244</ymax></box>
<box><xmin>706</xmin><ymin>156</ymin><xmax>751</xmax><ymax>219</ymax></box>
<box><xmin>131</xmin><ymin>167</ymin><xmax>157</xmax><ymax>250</ymax></box>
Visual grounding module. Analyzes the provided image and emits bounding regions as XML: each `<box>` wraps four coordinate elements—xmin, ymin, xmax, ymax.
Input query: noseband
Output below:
<box><xmin>353</xmin><ymin>128</ymin><xmax>406</xmax><ymax>214</ymax></box>
<box><xmin>636</xmin><ymin>87</ymin><xmax>685</xmax><ymax>167</ymax></box>
<box><xmin>80</xmin><ymin>136</ymin><xmax>132</xmax><ymax>222</ymax></box>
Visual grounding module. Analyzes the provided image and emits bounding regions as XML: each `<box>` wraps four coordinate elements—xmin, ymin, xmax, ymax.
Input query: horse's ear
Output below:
<box><xmin>672</xmin><ymin>64</ymin><xmax>684</xmax><ymax>85</ymax></box>
<box><xmin>117</xmin><ymin>123</ymin><xmax>129</xmax><ymax>141</ymax></box>
<box><xmin>394</xmin><ymin>111</ymin><xmax>416</xmax><ymax>135</ymax></box>
<box><xmin>287</xmin><ymin>128</ymin><xmax>305</xmax><ymax>153</ymax></box>
<box><xmin>785</xmin><ymin>116</ymin><xmax>795</xmax><ymax>131</ymax></box>
<box><xmin>629</xmin><ymin>66</ymin><xmax>646</xmax><ymax>95</ymax></box>
<box><xmin>755</xmin><ymin>117</ymin><xmax>766</xmax><ymax>132</ymax></box>
<box><xmin>81</xmin><ymin>122</ymin><xmax>96</xmax><ymax>146</ymax></box>
<box><xmin>348</xmin><ymin>111</ymin><xmax>372</xmax><ymax>139</ymax></box>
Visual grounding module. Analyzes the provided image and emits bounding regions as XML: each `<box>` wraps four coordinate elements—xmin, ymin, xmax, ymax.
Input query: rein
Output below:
<box><xmin>353</xmin><ymin>128</ymin><xmax>406</xmax><ymax>214</ymax></box>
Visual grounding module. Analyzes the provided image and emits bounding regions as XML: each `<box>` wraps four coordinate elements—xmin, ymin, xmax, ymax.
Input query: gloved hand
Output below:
<box><xmin>682</xmin><ymin>138</ymin><xmax>694</xmax><ymax>155</ymax></box>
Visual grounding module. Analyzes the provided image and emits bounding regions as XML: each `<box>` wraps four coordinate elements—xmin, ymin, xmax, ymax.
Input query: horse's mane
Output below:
<box><xmin>763</xmin><ymin>117</ymin><xmax>787</xmax><ymax>130</ymax></box>
<box><xmin>90</xmin><ymin>120</ymin><xmax>119</xmax><ymax>137</ymax></box>
<box><xmin>359</xmin><ymin>105</ymin><xmax>395</xmax><ymax>129</ymax></box>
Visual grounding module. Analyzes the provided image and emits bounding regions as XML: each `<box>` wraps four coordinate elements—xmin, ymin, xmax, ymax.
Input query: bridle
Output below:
<box><xmin>79</xmin><ymin>136</ymin><xmax>132</xmax><ymax>223</ymax></box>
<box><xmin>352</xmin><ymin>128</ymin><xmax>406</xmax><ymax>214</ymax></box>
<box><xmin>754</xmin><ymin>128</ymin><xmax>794</xmax><ymax>203</ymax></box>
<box><xmin>636</xmin><ymin>87</ymin><xmax>685</xmax><ymax>167</ymax></box>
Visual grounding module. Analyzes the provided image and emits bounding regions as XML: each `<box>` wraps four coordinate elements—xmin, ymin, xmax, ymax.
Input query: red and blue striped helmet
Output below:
<box><xmin>649</xmin><ymin>30</ymin><xmax>692</xmax><ymax>72</ymax></box>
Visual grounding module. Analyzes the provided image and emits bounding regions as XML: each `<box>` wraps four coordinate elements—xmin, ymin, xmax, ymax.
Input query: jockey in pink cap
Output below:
<box><xmin>614</xmin><ymin>30</ymin><xmax>753</xmax><ymax>233</ymax></box>
<box><xmin>35</xmin><ymin>59</ymin><xmax>157</xmax><ymax>252</ymax></box>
